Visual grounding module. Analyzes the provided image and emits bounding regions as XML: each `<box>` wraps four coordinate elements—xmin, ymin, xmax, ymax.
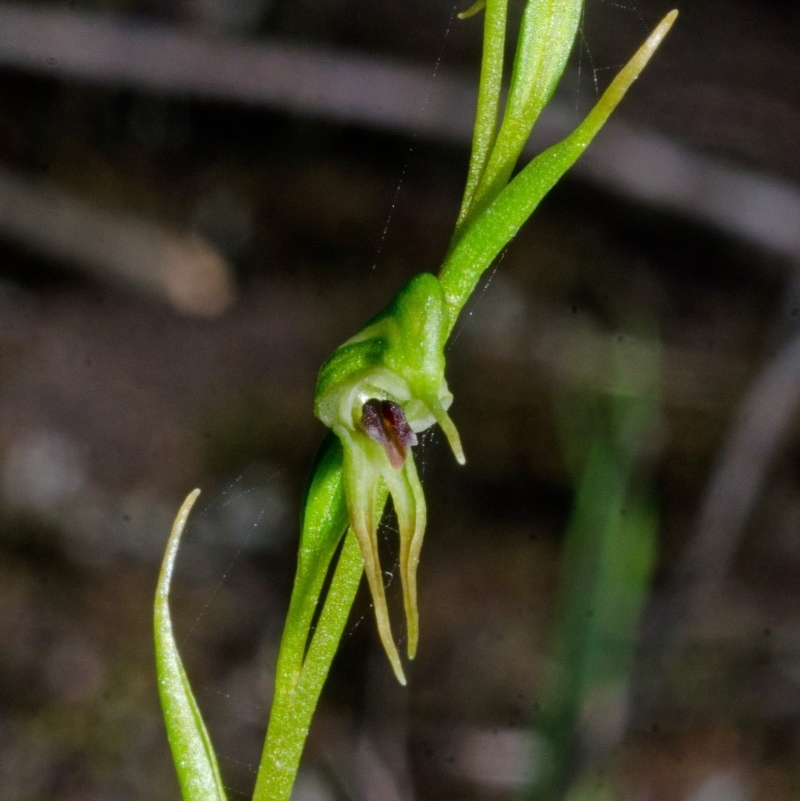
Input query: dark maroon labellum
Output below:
<box><xmin>361</xmin><ymin>399</ymin><xmax>418</xmax><ymax>470</ymax></box>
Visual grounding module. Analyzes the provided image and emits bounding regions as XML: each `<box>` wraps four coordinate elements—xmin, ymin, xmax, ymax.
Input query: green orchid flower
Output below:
<box><xmin>155</xmin><ymin>5</ymin><xmax>678</xmax><ymax>801</ymax></box>
<box><xmin>314</xmin><ymin>272</ymin><xmax>465</xmax><ymax>682</ymax></box>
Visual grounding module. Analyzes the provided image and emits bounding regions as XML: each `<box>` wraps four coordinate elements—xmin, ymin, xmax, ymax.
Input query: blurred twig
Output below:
<box><xmin>579</xmin><ymin>122</ymin><xmax>800</xmax><ymax>265</ymax></box>
<box><xmin>647</xmin><ymin>328</ymin><xmax>800</xmax><ymax>635</ymax></box>
<box><xmin>685</xmin><ymin>329</ymin><xmax>800</xmax><ymax>608</ymax></box>
<box><xmin>0</xmin><ymin>166</ymin><xmax>235</xmax><ymax>315</ymax></box>
<box><xmin>0</xmin><ymin>2</ymin><xmax>477</xmax><ymax>140</ymax></box>
<box><xmin>633</xmin><ymin>326</ymin><xmax>800</xmax><ymax>728</ymax></box>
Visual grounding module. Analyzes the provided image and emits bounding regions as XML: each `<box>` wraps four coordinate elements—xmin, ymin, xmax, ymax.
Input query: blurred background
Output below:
<box><xmin>1</xmin><ymin>1</ymin><xmax>799</xmax><ymax>799</ymax></box>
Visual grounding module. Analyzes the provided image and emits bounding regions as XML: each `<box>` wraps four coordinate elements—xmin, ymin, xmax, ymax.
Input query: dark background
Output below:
<box><xmin>1</xmin><ymin>1</ymin><xmax>799</xmax><ymax>799</ymax></box>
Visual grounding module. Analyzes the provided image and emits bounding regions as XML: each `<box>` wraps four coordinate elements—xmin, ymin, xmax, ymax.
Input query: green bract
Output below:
<box><xmin>314</xmin><ymin>272</ymin><xmax>465</xmax><ymax>683</ymax></box>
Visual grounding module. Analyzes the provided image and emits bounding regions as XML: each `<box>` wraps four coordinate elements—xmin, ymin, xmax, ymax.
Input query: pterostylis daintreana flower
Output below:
<box><xmin>155</xmin><ymin>4</ymin><xmax>678</xmax><ymax>801</ymax></box>
<box><xmin>314</xmin><ymin>272</ymin><xmax>465</xmax><ymax>682</ymax></box>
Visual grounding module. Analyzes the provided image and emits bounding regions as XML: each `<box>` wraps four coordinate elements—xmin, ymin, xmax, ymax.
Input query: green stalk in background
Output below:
<box><xmin>526</xmin><ymin>339</ymin><xmax>660</xmax><ymax>800</ymax></box>
<box><xmin>154</xmin><ymin>4</ymin><xmax>678</xmax><ymax>801</ymax></box>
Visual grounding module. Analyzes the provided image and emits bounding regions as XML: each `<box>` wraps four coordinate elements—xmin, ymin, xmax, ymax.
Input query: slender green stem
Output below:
<box><xmin>527</xmin><ymin>343</ymin><xmax>660</xmax><ymax>800</ymax></box>
<box><xmin>253</xmin><ymin>437</ymin><xmax>391</xmax><ymax>801</ymax></box>
<box><xmin>253</xmin><ymin>525</ymin><xmax>365</xmax><ymax>801</ymax></box>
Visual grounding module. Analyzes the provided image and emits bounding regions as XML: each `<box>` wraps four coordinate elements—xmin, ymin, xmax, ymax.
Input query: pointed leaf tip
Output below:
<box><xmin>155</xmin><ymin>490</ymin><xmax>229</xmax><ymax>801</ymax></box>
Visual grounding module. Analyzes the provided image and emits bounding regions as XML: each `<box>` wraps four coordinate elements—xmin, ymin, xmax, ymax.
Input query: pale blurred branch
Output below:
<box><xmin>0</xmin><ymin>3</ymin><xmax>798</xmax><ymax>267</ymax></box>
<box><xmin>0</xmin><ymin>2</ymin><xmax>477</xmax><ymax>140</ymax></box>
<box><xmin>633</xmin><ymin>326</ymin><xmax>800</xmax><ymax>723</ymax></box>
<box><xmin>654</xmin><ymin>328</ymin><xmax>800</xmax><ymax>631</ymax></box>
<box><xmin>0</xmin><ymin>166</ymin><xmax>234</xmax><ymax>315</ymax></box>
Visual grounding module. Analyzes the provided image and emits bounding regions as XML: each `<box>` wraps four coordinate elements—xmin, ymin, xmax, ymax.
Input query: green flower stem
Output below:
<box><xmin>253</xmin><ymin>491</ymin><xmax>368</xmax><ymax>800</ymax></box>
<box><xmin>253</xmin><ymin>438</ymin><xmax>390</xmax><ymax>801</ymax></box>
<box><xmin>440</xmin><ymin>9</ymin><xmax>678</xmax><ymax>331</ymax></box>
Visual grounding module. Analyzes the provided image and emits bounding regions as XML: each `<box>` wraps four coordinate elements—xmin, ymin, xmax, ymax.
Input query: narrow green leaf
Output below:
<box><xmin>456</xmin><ymin>0</ymin><xmax>509</xmax><ymax>229</ymax></box>
<box><xmin>465</xmin><ymin>0</ymin><xmax>583</xmax><ymax>221</ymax></box>
<box><xmin>439</xmin><ymin>10</ymin><xmax>678</xmax><ymax>328</ymax></box>
<box><xmin>154</xmin><ymin>489</ymin><xmax>228</xmax><ymax>801</ymax></box>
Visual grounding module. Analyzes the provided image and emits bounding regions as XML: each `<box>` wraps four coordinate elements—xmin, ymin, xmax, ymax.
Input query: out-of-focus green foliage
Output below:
<box><xmin>527</xmin><ymin>340</ymin><xmax>661</xmax><ymax>800</ymax></box>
